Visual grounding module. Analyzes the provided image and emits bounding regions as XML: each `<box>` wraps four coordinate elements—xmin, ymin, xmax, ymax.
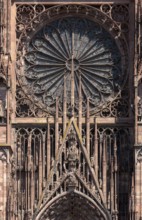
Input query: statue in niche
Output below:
<box><xmin>10</xmin><ymin>155</ymin><xmax>16</xmax><ymax>180</ymax></box>
<box><xmin>66</xmin><ymin>129</ymin><xmax>79</xmax><ymax>172</ymax></box>
<box><xmin>64</xmin><ymin>129</ymin><xmax>79</xmax><ymax>190</ymax></box>
<box><xmin>137</xmin><ymin>148</ymin><xmax>142</xmax><ymax>164</ymax></box>
<box><xmin>138</xmin><ymin>96</ymin><xmax>142</xmax><ymax>121</ymax></box>
<box><xmin>0</xmin><ymin>79</ymin><xmax>7</xmax><ymax>123</ymax></box>
<box><xmin>0</xmin><ymin>99</ymin><xmax>5</xmax><ymax>123</ymax></box>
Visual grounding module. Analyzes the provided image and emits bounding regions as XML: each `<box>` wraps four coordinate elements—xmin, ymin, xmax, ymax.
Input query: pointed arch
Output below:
<box><xmin>35</xmin><ymin>190</ymin><xmax>111</xmax><ymax>220</ymax></box>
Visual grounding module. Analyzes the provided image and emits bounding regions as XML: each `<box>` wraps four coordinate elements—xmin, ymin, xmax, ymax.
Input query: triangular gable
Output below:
<box><xmin>36</xmin><ymin>117</ymin><xmax>105</xmax><ymax>213</ymax></box>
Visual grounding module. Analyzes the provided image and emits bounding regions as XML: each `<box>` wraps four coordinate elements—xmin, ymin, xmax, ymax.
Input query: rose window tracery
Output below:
<box><xmin>18</xmin><ymin>16</ymin><xmax>126</xmax><ymax>116</ymax></box>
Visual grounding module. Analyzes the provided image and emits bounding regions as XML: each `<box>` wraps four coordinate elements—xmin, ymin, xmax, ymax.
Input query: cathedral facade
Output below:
<box><xmin>0</xmin><ymin>0</ymin><xmax>141</xmax><ymax>219</ymax></box>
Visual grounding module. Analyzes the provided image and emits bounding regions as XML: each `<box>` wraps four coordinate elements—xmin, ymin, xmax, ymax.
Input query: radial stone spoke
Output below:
<box><xmin>35</xmin><ymin>51</ymin><xmax>65</xmax><ymax>63</ymax></box>
<box><xmin>80</xmin><ymin>66</ymin><xmax>111</xmax><ymax>79</ymax></box>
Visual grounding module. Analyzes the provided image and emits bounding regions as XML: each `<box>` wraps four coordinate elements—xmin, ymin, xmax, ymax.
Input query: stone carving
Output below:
<box><xmin>0</xmin><ymin>149</ymin><xmax>7</xmax><ymax>162</ymax></box>
<box><xmin>67</xmin><ymin>129</ymin><xmax>79</xmax><ymax>172</ymax></box>
<box><xmin>136</xmin><ymin>148</ymin><xmax>142</xmax><ymax>163</ymax></box>
<box><xmin>0</xmin><ymin>100</ymin><xmax>4</xmax><ymax>117</ymax></box>
<box><xmin>66</xmin><ymin>173</ymin><xmax>77</xmax><ymax>190</ymax></box>
<box><xmin>138</xmin><ymin>96</ymin><xmax>142</xmax><ymax>121</ymax></box>
<box><xmin>24</xmin><ymin>209</ymin><xmax>32</xmax><ymax>220</ymax></box>
<box><xmin>10</xmin><ymin>155</ymin><xmax>16</xmax><ymax>179</ymax></box>
<box><xmin>111</xmin><ymin>5</ymin><xmax>129</xmax><ymax>23</ymax></box>
<box><xmin>65</xmin><ymin>129</ymin><xmax>78</xmax><ymax>190</ymax></box>
<box><xmin>112</xmin><ymin>210</ymin><xmax>118</xmax><ymax>219</ymax></box>
<box><xmin>0</xmin><ymin>99</ymin><xmax>5</xmax><ymax>123</ymax></box>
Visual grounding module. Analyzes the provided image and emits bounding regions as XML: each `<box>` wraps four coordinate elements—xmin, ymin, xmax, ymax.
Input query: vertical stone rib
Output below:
<box><xmin>86</xmin><ymin>98</ymin><xmax>90</xmax><ymax>155</ymax></box>
<box><xmin>47</xmin><ymin>120</ymin><xmax>50</xmax><ymax>177</ymax></box>
<box><xmin>55</xmin><ymin>98</ymin><xmax>59</xmax><ymax>156</ymax></box>
<box><xmin>25</xmin><ymin>150</ymin><xmax>28</xmax><ymax>210</ymax></box>
<box><xmin>111</xmin><ymin>158</ymin><xmax>114</xmax><ymax>213</ymax></box>
<box><xmin>78</xmin><ymin>71</ymin><xmax>82</xmax><ymax>135</ymax></box>
<box><xmin>114</xmin><ymin>136</ymin><xmax>118</xmax><ymax>214</ymax></box>
<box><xmin>71</xmin><ymin>32</ymin><xmax>74</xmax><ymax>110</ymax></box>
<box><xmin>31</xmin><ymin>162</ymin><xmax>34</xmax><ymax>215</ymax></box>
<box><xmin>140</xmin><ymin>161</ymin><xmax>142</xmax><ymax>218</ymax></box>
<box><xmin>63</xmin><ymin>74</ymin><xmax>67</xmax><ymax>132</ymax></box>
<box><xmin>86</xmin><ymin>98</ymin><xmax>90</xmax><ymax>182</ymax></box>
<box><xmin>103</xmin><ymin>137</ymin><xmax>107</xmax><ymax>204</ymax></box>
<box><xmin>94</xmin><ymin>118</ymin><xmax>98</xmax><ymax>179</ymax></box>
<box><xmin>28</xmin><ymin>133</ymin><xmax>32</xmax><ymax>210</ymax></box>
<box><xmin>42</xmin><ymin>132</ymin><xmax>45</xmax><ymax>186</ymax></box>
<box><xmin>2</xmin><ymin>161</ymin><xmax>4</xmax><ymax>220</ymax></box>
<box><xmin>25</xmin><ymin>133</ymin><xmax>31</xmax><ymax>211</ymax></box>
<box><xmin>135</xmin><ymin>161</ymin><xmax>141</xmax><ymax>219</ymax></box>
<box><xmin>78</xmin><ymin>72</ymin><xmax>82</xmax><ymax>173</ymax></box>
<box><xmin>38</xmin><ymin>137</ymin><xmax>42</xmax><ymax>201</ymax></box>
<box><xmin>99</xmin><ymin>134</ymin><xmax>103</xmax><ymax>186</ymax></box>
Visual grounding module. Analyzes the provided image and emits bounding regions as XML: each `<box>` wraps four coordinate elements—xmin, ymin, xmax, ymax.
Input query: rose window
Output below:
<box><xmin>20</xmin><ymin>17</ymin><xmax>124</xmax><ymax>116</ymax></box>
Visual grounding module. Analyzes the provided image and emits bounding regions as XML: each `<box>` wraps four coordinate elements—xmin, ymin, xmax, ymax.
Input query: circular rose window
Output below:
<box><xmin>20</xmin><ymin>17</ymin><xmax>124</xmax><ymax>116</ymax></box>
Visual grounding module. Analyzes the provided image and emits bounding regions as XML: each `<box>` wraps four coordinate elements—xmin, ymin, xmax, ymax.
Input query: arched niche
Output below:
<box><xmin>0</xmin><ymin>77</ymin><xmax>7</xmax><ymax>123</ymax></box>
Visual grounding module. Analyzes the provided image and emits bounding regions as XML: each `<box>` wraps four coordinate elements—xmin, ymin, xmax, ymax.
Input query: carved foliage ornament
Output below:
<box><xmin>16</xmin><ymin>5</ymin><xmax>128</xmax><ymax>116</ymax></box>
<box><xmin>136</xmin><ymin>148</ymin><xmax>142</xmax><ymax>164</ymax></box>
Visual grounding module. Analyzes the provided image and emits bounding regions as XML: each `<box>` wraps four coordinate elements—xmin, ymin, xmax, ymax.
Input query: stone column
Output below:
<box><xmin>0</xmin><ymin>146</ymin><xmax>11</xmax><ymax>220</ymax></box>
<box><xmin>134</xmin><ymin>145</ymin><xmax>142</xmax><ymax>219</ymax></box>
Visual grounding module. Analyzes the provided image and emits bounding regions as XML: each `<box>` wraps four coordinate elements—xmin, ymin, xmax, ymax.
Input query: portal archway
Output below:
<box><xmin>35</xmin><ymin>191</ymin><xmax>110</xmax><ymax>220</ymax></box>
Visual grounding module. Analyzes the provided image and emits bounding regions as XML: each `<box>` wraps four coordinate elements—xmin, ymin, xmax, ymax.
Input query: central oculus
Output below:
<box><xmin>66</xmin><ymin>58</ymin><xmax>79</xmax><ymax>71</ymax></box>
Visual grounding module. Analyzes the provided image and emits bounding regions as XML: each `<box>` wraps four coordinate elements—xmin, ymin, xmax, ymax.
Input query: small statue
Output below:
<box><xmin>0</xmin><ymin>99</ymin><xmax>4</xmax><ymax>118</ymax></box>
<box><xmin>137</xmin><ymin>96</ymin><xmax>142</xmax><ymax>121</ymax></box>
<box><xmin>10</xmin><ymin>155</ymin><xmax>16</xmax><ymax>179</ymax></box>
<box><xmin>137</xmin><ymin>148</ymin><xmax>142</xmax><ymax>163</ymax></box>
<box><xmin>66</xmin><ymin>173</ymin><xmax>77</xmax><ymax>190</ymax></box>
<box><xmin>67</xmin><ymin>129</ymin><xmax>79</xmax><ymax>172</ymax></box>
